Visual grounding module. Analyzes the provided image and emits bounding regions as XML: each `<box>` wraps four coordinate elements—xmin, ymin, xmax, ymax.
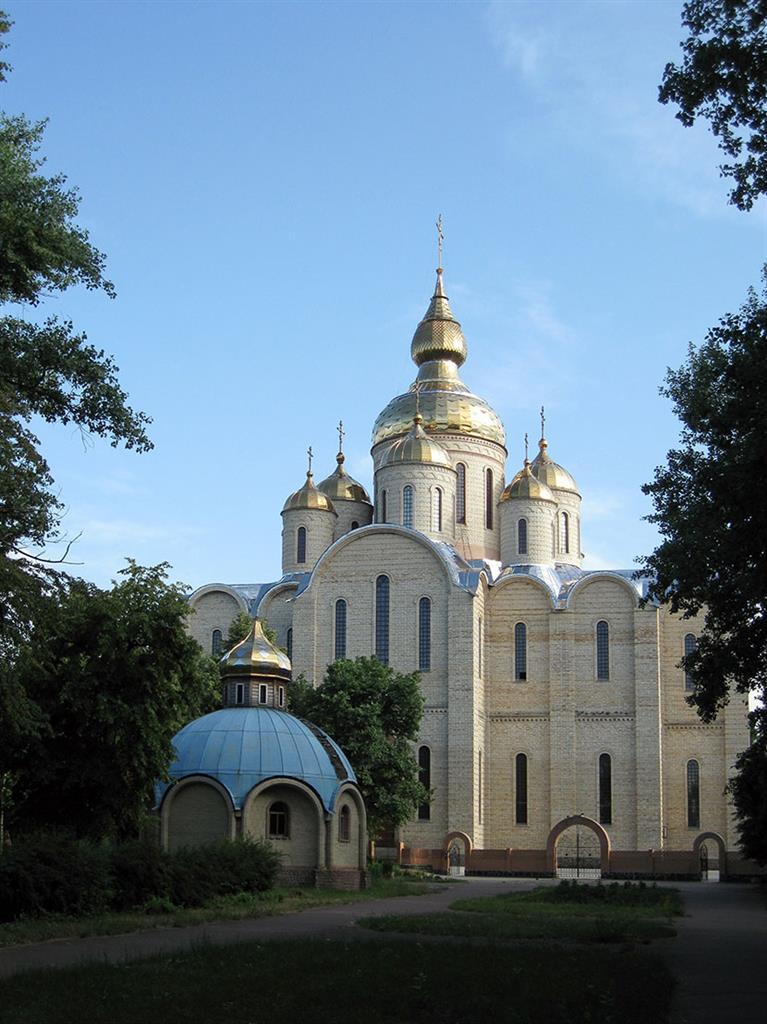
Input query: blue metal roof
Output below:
<box><xmin>155</xmin><ymin>707</ymin><xmax>356</xmax><ymax>813</ymax></box>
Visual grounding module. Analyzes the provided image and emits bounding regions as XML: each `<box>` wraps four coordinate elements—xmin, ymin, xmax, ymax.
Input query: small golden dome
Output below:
<box><xmin>531</xmin><ymin>438</ymin><xmax>579</xmax><ymax>494</ymax></box>
<box><xmin>500</xmin><ymin>460</ymin><xmax>556</xmax><ymax>503</ymax></box>
<box><xmin>282</xmin><ymin>471</ymin><xmax>337</xmax><ymax>514</ymax></box>
<box><xmin>220</xmin><ymin>618</ymin><xmax>292</xmax><ymax>682</ymax></box>
<box><xmin>410</xmin><ymin>269</ymin><xmax>468</xmax><ymax>367</ymax></box>
<box><xmin>381</xmin><ymin>414</ymin><xmax>453</xmax><ymax>469</ymax></box>
<box><xmin>317</xmin><ymin>453</ymin><xmax>371</xmax><ymax>504</ymax></box>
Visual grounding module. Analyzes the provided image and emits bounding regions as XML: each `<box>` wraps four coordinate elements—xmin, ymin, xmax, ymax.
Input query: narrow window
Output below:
<box><xmin>485</xmin><ymin>469</ymin><xmax>494</xmax><ymax>529</ymax></box>
<box><xmin>296</xmin><ymin>526</ymin><xmax>307</xmax><ymax>564</ymax></box>
<box><xmin>432</xmin><ymin>487</ymin><xmax>443</xmax><ymax>532</ymax></box>
<box><xmin>599</xmin><ymin>753</ymin><xmax>612</xmax><ymax>825</ymax></box>
<box><xmin>338</xmin><ymin>804</ymin><xmax>351</xmax><ymax>842</ymax></box>
<box><xmin>235</xmin><ymin>682</ymin><xmax>245</xmax><ymax>706</ymax></box>
<box><xmin>268</xmin><ymin>801</ymin><xmax>289</xmax><ymax>838</ymax></box>
<box><xmin>515</xmin><ymin>753</ymin><xmax>528</xmax><ymax>825</ymax></box>
<box><xmin>351</xmin><ymin>520</ymin><xmax>359</xmax><ymax>530</ymax></box>
<box><xmin>684</xmin><ymin>633</ymin><xmax>697</xmax><ymax>692</ymax></box>
<box><xmin>375</xmin><ymin>575</ymin><xmax>390</xmax><ymax>665</ymax></box>
<box><xmin>402</xmin><ymin>485</ymin><xmax>414</xmax><ymax>528</ymax></box>
<box><xmin>278</xmin><ymin>686</ymin><xmax>285</xmax><ymax>708</ymax></box>
<box><xmin>518</xmin><ymin>518</ymin><xmax>528</xmax><ymax>555</ymax></box>
<box><xmin>687</xmin><ymin>759</ymin><xmax>700</xmax><ymax>828</ymax></box>
<box><xmin>418</xmin><ymin>597</ymin><xmax>431</xmax><ymax>672</ymax></box>
<box><xmin>259</xmin><ymin>683</ymin><xmax>268</xmax><ymax>704</ymax></box>
<box><xmin>456</xmin><ymin>463</ymin><xmax>466</xmax><ymax>523</ymax></box>
<box><xmin>596</xmin><ymin>620</ymin><xmax>610</xmax><ymax>680</ymax></box>
<box><xmin>381</xmin><ymin>489</ymin><xmax>387</xmax><ymax>523</ymax></box>
<box><xmin>514</xmin><ymin>622</ymin><xmax>527</xmax><ymax>681</ymax></box>
<box><xmin>212</xmin><ymin>629</ymin><xmax>223</xmax><ymax>657</ymax></box>
<box><xmin>335</xmin><ymin>598</ymin><xmax>347</xmax><ymax>660</ymax></box>
<box><xmin>478</xmin><ymin>750</ymin><xmax>483</xmax><ymax>823</ymax></box>
<box><xmin>478</xmin><ymin>615</ymin><xmax>483</xmax><ymax>677</ymax></box>
<box><xmin>286</xmin><ymin>627</ymin><xmax>293</xmax><ymax>661</ymax></box>
<box><xmin>559</xmin><ymin>511</ymin><xmax>569</xmax><ymax>554</ymax></box>
<box><xmin>551</xmin><ymin>521</ymin><xmax>556</xmax><ymax>558</ymax></box>
<box><xmin>418</xmin><ymin>746</ymin><xmax>431</xmax><ymax>821</ymax></box>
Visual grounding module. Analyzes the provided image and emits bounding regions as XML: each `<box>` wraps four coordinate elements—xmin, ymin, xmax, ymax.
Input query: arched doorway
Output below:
<box><xmin>443</xmin><ymin>831</ymin><xmax>472</xmax><ymax>877</ymax></box>
<box><xmin>693</xmin><ymin>832</ymin><xmax>726</xmax><ymax>882</ymax></box>
<box><xmin>546</xmin><ymin>816</ymin><xmax>610</xmax><ymax>879</ymax></box>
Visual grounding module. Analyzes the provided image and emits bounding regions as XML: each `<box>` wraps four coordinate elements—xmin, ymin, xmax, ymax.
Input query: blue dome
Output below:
<box><xmin>155</xmin><ymin>708</ymin><xmax>356</xmax><ymax>813</ymax></box>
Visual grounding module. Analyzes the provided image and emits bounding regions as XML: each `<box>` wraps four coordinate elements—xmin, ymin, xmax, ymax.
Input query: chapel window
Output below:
<box><xmin>684</xmin><ymin>633</ymin><xmax>697</xmax><ymax>692</ymax></box>
<box><xmin>485</xmin><ymin>469</ymin><xmax>494</xmax><ymax>529</ymax></box>
<box><xmin>338</xmin><ymin>804</ymin><xmax>351</xmax><ymax>842</ymax></box>
<box><xmin>418</xmin><ymin>745</ymin><xmax>431</xmax><ymax>821</ymax></box>
<box><xmin>259</xmin><ymin>683</ymin><xmax>268</xmax><ymax>705</ymax></box>
<box><xmin>286</xmin><ymin>627</ymin><xmax>293</xmax><ymax>661</ymax></box>
<box><xmin>599</xmin><ymin>753</ymin><xmax>612</xmax><ymax>825</ymax></box>
<box><xmin>296</xmin><ymin>526</ymin><xmax>307</xmax><ymax>564</ymax></box>
<box><xmin>478</xmin><ymin>615</ymin><xmax>483</xmax><ymax>677</ymax></box>
<box><xmin>596</xmin><ymin>620</ymin><xmax>610</xmax><ymax>680</ymax></box>
<box><xmin>518</xmin><ymin>518</ymin><xmax>528</xmax><ymax>555</ymax></box>
<box><xmin>515</xmin><ymin>753</ymin><xmax>528</xmax><ymax>825</ymax></box>
<box><xmin>402</xmin><ymin>485</ymin><xmax>414</xmax><ymax>528</ymax></box>
<box><xmin>211</xmin><ymin>629</ymin><xmax>223</xmax><ymax>657</ymax></box>
<box><xmin>278</xmin><ymin>686</ymin><xmax>285</xmax><ymax>708</ymax></box>
<box><xmin>268</xmin><ymin>801</ymin><xmax>289</xmax><ymax>838</ymax></box>
<box><xmin>375</xmin><ymin>575</ymin><xmax>390</xmax><ymax>665</ymax></box>
<box><xmin>559</xmin><ymin>512</ymin><xmax>569</xmax><ymax>555</ymax></box>
<box><xmin>335</xmin><ymin>599</ymin><xmax>347</xmax><ymax>661</ymax></box>
<box><xmin>418</xmin><ymin>597</ymin><xmax>431</xmax><ymax>672</ymax></box>
<box><xmin>351</xmin><ymin>520</ymin><xmax>359</xmax><ymax>530</ymax></box>
<box><xmin>381</xmin><ymin>489</ymin><xmax>388</xmax><ymax>523</ymax></box>
<box><xmin>456</xmin><ymin>463</ymin><xmax>466</xmax><ymax>524</ymax></box>
<box><xmin>514</xmin><ymin>622</ymin><xmax>527</xmax><ymax>681</ymax></box>
<box><xmin>432</xmin><ymin>487</ymin><xmax>443</xmax><ymax>533</ymax></box>
<box><xmin>687</xmin><ymin>759</ymin><xmax>700</xmax><ymax>828</ymax></box>
<box><xmin>235</xmin><ymin>682</ymin><xmax>245</xmax><ymax>706</ymax></box>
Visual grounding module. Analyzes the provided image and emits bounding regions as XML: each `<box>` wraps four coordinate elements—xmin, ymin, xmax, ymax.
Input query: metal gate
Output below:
<box><xmin>556</xmin><ymin>824</ymin><xmax>601</xmax><ymax>880</ymax></box>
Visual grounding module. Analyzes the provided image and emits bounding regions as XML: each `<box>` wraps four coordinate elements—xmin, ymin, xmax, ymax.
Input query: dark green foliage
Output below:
<box><xmin>225</xmin><ymin>610</ymin><xmax>254</xmax><ymax>651</ymax></box>
<box><xmin>729</xmin><ymin>734</ymin><xmax>767</xmax><ymax>864</ymax></box>
<box><xmin>289</xmin><ymin>657</ymin><xmax>427</xmax><ymax>835</ymax></box>
<box><xmin>541</xmin><ymin>879</ymin><xmax>680</xmax><ymax>908</ymax></box>
<box><xmin>660</xmin><ymin>0</ymin><xmax>767</xmax><ymax>210</ymax></box>
<box><xmin>0</xmin><ymin>835</ymin><xmax>279</xmax><ymax>922</ymax></box>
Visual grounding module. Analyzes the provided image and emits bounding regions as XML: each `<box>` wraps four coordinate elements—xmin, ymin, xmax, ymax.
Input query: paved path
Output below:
<box><xmin>658</xmin><ymin>881</ymin><xmax>767</xmax><ymax>1024</ymax></box>
<box><xmin>0</xmin><ymin>877</ymin><xmax>530</xmax><ymax>979</ymax></box>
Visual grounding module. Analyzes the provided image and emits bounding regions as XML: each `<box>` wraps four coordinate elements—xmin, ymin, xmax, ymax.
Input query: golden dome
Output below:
<box><xmin>531</xmin><ymin>438</ymin><xmax>579</xmax><ymax>494</ymax></box>
<box><xmin>317</xmin><ymin>454</ymin><xmax>371</xmax><ymax>504</ymax></box>
<box><xmin>410</xmin><ymin>269</ymin><xmax>468</xmax><ymax>367</ymax></box>
<box><xmin>500</xmin><ymin>460</ymin><xmax>555</xmax><ymax>503</ymax></box>
<box><xmin>381</xmin><ymin>414</ymin><xmax>453</xmax><ymax>468</ymax></box>
<box><xmin>282</xmin><ymin>471</ymin><xmax>337</xmax><ymax>514</ymax></box>
<box><xmin>220</xmin><ymin>619</ymin><xmax>292</xmax><ymax>682</ymax></box>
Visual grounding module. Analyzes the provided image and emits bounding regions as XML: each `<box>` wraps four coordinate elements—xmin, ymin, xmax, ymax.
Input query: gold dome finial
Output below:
<box><xmin>530</xmin><ymin>410</ymin><xmax>580</xmax><ymax>494</ymax></box>
<box><xmin>436</xmin><ymin>213</ymin><xmax>444</xmax><ymax>273</ymax></box>
<box><xmin>317</xmin><ymin>421</ymin><xmax>372</xmax><ymax>504</ymax></box>
<box><xmin>336</xmin><ymin>420</ymin><xmax>345</xmax><ymax>465</ymax></box>
<box><xmin>410</xmin><ymin>218</ymin><xmax>467</xmax><ymax>368</ymax></box>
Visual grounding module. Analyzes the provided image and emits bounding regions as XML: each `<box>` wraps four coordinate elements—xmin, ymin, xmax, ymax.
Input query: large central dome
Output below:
<box><xmin>372</xmin><ymin>269</ymin><xmax>506</xmax><ymax>449</ymax></box>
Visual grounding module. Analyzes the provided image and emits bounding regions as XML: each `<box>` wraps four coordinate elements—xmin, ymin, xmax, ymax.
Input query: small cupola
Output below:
<box><xmin>381</xmin><ymin>413</ymin><xmax>452</xmax><ymax>469</ymax></box>
<box><xmin>317</xmin><ymin>421</ymin><xmax>373</xmax><ymax>539</ymax></box>
<box><xmin>281</xmin><ymin>447</ymin><xmax>338</xmax><ymax>574</ymax></box>
<box><xmin>529</xmin><ymin>408</ymin><xmax>583</xmax><ymax>567</ymax></box>
<box><xmin>499</xmin><ymin>438</ymin><xmax>557</xmax><ymax>568</ymax></box>
<box><xmin>220</xmin><ymin>618</ymin><xmax>291</xmax><ymax>710</ymax></box>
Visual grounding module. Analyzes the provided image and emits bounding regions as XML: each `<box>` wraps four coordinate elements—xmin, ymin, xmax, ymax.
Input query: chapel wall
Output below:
<box><xmin>373</xmin><ymin>463</ymin><xmax>456</xmax><ymax>543</ymax></box>
<box><xmin>245</xmin><ymin>784</ymin><xmax>319</xmax><ymax>866</ymax></box>
<box><xmin>485</xmin><ymin>578</ymin><xmax>552</xmax><ymax>712</ymax></box>
<box><xmin>187</xmin><ymin>590</ymin><xmax>245</xmax><ymax>655</ymax></box>
<box><xmin>333</xmin><ymin>499</ymin><xmax>373</xmax><ymax>540</ymax></box>
<box><xmin>257</xmin><ymin>586</ymin><xmax>295</xmax><ymax>654</ymax></box>
<box><xmin>574</xmin><ymin>717</ymin><xmax>638</xmax><ymax>850</ymax></box>
<box><xmin>661</xmin><ymin>725</ymin><xmax>728</xmax><ymax>849</ymax></box>
<box><xmin>484</xmin><ymin>716</ymin><xmax>551</xmax><ymax>849</ymax></box>
<box><xmin>569</xmin><ymin>579</ymin><xmax>637</xmax><ymax>713</ymax></box>
<box><xmin>552</xmin><ymin>491</ymin><xmax>583</xmax><ymax>566</ymax></box>
<box><xmin>281</xmin><ymin>508</ymin><xmax>336</xmax><ymax>574</ymax></box>
<box><xmin>403</xmin><ymin>709</ymin><xmax>449</xmax><ymax>848</ymax></box>
<box><xmin>333</xmin><ymin>795</ymin><xmax>361</xmax><ymax>868</ymax></box>
<box><xmin>499</xmin><ymin>497</ymin><xmax>556</xmax><ymax>566</ymax></box>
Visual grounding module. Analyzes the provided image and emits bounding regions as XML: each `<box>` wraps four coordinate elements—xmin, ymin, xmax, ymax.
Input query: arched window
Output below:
<box><xmin>335</xmin><ymin>599</ymin><xmax>347</xmax><ymax>660</ymax></box>
<box><xmin>515</xmin><ymin>753</ymin><xmax>528</xmax><ymax>825</ymax></box>
<box><xmin>478</xmin><ymin>615</ymin><xmax>483</xmax><ymax>677</ymax></box>
<box><xmin>375</xmin><ymin>575</ymin><xmax>390</xmax><ymax>665</ymax></box>
<box><xmin>268</xmin><ymin>801</ymin><xmax>289</xmax><ymax>838</ymax></box>
<box><xmin>514</xmin><ymin>622</ymin><xmax>527</xmax><ymax>681</ymax></box>
<box><xmin>684</xmin><ymin>633</ymin><xmax>697</xmax><ymax>692</ymax></box>
<box><xmin>518</xmin><ymin>518</ymin><xmax>528</xmax><ymax>555</ymax></box>
<box><xmin>338</xmin><ymin>804</ymin><xmax>351</xmax><ymax>842</ymax></box>
<box><xmin>456</xmin><ymin>463</ymin><xmax>466</xmax><ymax>524</ymax></box>
<box><xmin>286</xmin><ymin>627</ymin><xmax>293</xmax><ymax>661</ymax></box>
<box><xmin>418</xmin><ymin>597</ymin><xmax>431</xmax><ymax>672</ymax></box>
<box><xmin>687</xmin><ymin>759</ymin><xmax>700</xmax><ymax>828</ymax></box>
<box><xmin>381</xmin><ymin>489</ymin><xmax>388</xmax><ymax>523</ymax></box>
<box><xmin>211</xmin><ymin>629</ymin><xmax>223</xmax><ymax>657</ymax></box>
<box><xmin>296</xmin><ymin>526</ymin><xmax>307</xmax><ymax>564</ymax></box>
<box><xmin>235</xmin><ymin>682</ymin><xmax>245</xmax><ymax>706</ymax></box>
<box><xmin>278</xmin><ymin>686</ymin><xmax>285</xmax><ymax>707</ymax></box>
<box><xmin>599</xmin><ymin>753</ymin><xmax>612</xmax><ymax>824</ymax></box>
<box><xmin>351</xmin><ymin>520</ymin><xmax>359</xmax><ymax>530</ymax></box>
<box><xmin>418</xmin><ymin>746</ymin><xmax>431</xmax><ymax>820</ymax></box>
<box><xmin>485</xmin><ymin>468</ymin><xmax>494</xmax><ymax>529</ymax></box>
<box><xmin>432</xmin><ymin>487</ymin><xmax>443</xmax><ymax>532</ymax></box>
<box><xmin>402</xmin><ymin>485</ymin><xmax>414</xmax><ymax>528</ymax></box>
<box><xmin>596</xmin><ymin>620</ymin><xmax>610</xmax><ymax>680</ymax></box>
<box><xmin>259</xmin><ymin>683</ymin><xmax>268</xmax><ymax>704</ymax></box>
<box><xmin>551</xmin><ymin>521</ymin><xmax>556</xmax><ymax>558</ymax></box>
<box><xmin>559</xmin><ymin>511</ymin><xmax>569</xmax><ymax>554</ymax></box>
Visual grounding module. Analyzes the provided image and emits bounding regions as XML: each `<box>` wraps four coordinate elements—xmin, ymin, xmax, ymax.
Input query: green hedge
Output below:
<box><xmin>0</xmin><ymin>835</ymin><xmax>280</xmax><ymax>922</ymax></box>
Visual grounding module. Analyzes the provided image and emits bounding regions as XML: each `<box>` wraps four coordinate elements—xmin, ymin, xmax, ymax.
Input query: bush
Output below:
<box><xmin>167</xmin><ymin>839</ymin><xmax>280</xmax><ymax>908</ymax></box>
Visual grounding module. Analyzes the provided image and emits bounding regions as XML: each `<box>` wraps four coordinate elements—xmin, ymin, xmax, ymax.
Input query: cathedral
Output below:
<box><xmin>187</xmin><ymin>261</ymin><xmax>751</xmax><ymax>878</ymax></box>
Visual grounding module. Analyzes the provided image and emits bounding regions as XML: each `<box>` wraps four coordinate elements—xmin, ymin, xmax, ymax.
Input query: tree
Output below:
<box><xmin>659</xmin><ymin>0</ymin><xmax>767</xmax><ymax>210</ymax></box>
<box><xmin>225</xmin><ymin>611</ymin><xmax>254</xmax><ymax>652</ymax></box>
<box><xmin>288</xmin><ymin>658</ymin><xmax>428</xmax><ymax>836</ymax></box>
<box><xmin>728</xmin><ymin>729</ymin><xmax>767</xmax><ymax>864</ymax></box>
<box><xmin>7</xmin><ymin>562</ymin><xmax>220</xmax><ymax>841</ymax></box>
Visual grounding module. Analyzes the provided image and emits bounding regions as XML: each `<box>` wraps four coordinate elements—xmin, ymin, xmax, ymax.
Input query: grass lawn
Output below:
<box><xmin>360</xmin><ymin>881</ymin><xmax>683</xmax><ymax>944</ymax></box>
<box><xmin>0</xmin><ymin>937</ymin><xmax>675</xmax><ymax>1024</ymax></box>
<box><xmin>0</xmin><ymin>877</ymin><xmax>436</xmax><ymax>949</ymax></box>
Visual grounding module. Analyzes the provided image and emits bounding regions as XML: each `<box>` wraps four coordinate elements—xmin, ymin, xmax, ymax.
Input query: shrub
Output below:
<box><xmin>167</xmin><ymin>839</ymin><xmax>280</xmax><ymax>908</ymax></box>
<box><xmin>108</xmin><ymin>840</ymin><xmax>173</xmax><ymax>911</ymax></box>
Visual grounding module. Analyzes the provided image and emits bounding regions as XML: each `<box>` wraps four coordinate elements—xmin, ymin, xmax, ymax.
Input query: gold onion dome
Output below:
<box><xmin>372</xmin><ymin>270</ymin><xmax>506</xmax><ymax>449</ymax></box>
<box><xmin>220</xmin><ymin>618</ymin><xmax>292</xmax><ymax>682</ymax></box>
<box><xmin>317</xmin><ymin>453</ymin><xmax>371</xmax><ymax>504</ymax></box>
<box><xmin>381</xmin><ymin>414</ymin><xmax>453</xmax><ymax>468</ymax></box>
<box><xmin>500</xmin><ymin>460</ymin><xmax>555</xmax><ymax>503</ymax></box>
<box><xmin>531</xmin><ymin>437</ymin><xmax>579</xmax><ymax>494</ymax></box>
<box><xmin>282</xmin><ymin>470</ymin><xmax>337</xmax><ymax>514</ymax></box>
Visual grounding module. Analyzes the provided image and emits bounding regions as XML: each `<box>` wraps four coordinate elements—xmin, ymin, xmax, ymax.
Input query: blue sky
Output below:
<box><xmin>4</xmin><ymin>0</ymin><xmax>765</xmax><ymax>590</ymax></box>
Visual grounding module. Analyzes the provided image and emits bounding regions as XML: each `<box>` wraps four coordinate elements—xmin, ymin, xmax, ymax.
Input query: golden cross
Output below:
<box><xmin>436</xmin><ymin>214</ymin><xmax>444</xmax><ymax>269</ymax></box>
<box><xmin>307</xmin><ymin>445</ymin><xmax>313</xmax><ymax>473</ymax></box>
<box><xmin>337</xmin><ymin>420</ymin><xmax>345</xmax><ymax>454</ymax></box>
<box><xmin>540</xmin><ymin>405</ymin><xmax>546</xmax><ymax>439</ymax></box>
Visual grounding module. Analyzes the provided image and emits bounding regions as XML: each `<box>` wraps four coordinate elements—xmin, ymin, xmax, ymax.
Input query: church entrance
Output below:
<box><xmin>555</xmin><ymin>824</ymin><xmax>601</xmax><ymax>879</ymax></box>
<box><xmin>693</xmin><ymin>832</ymin><xmax>725</xmax><ymax>882</ymax></box>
